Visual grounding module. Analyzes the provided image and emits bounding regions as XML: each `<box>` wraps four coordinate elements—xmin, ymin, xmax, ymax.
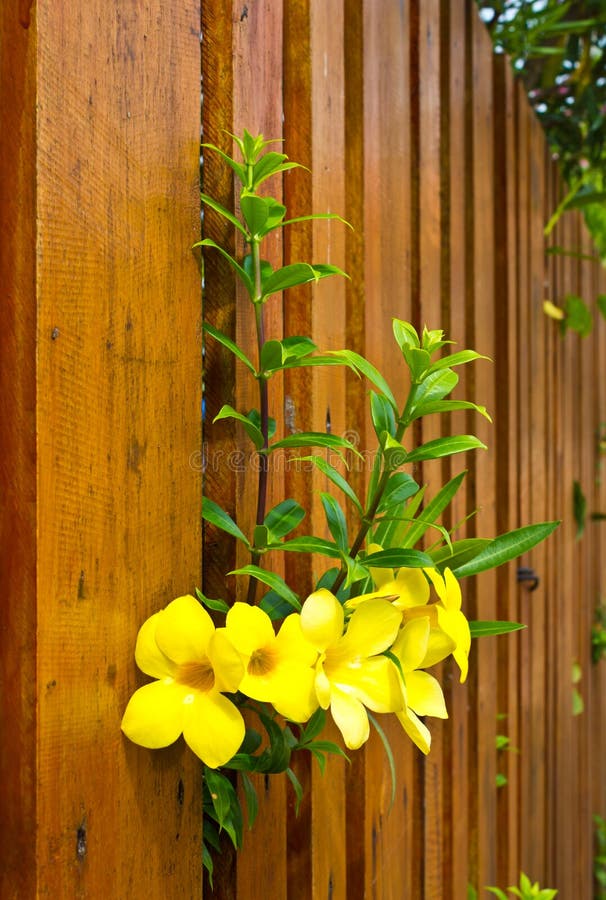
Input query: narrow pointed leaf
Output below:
<box><xmin>202</xmin><ymin>497</ymin><xmax>250</xmax><ymax>547</ymax></box>
<box><xmin>196</xmin><ymin>238</ymin><xmax>254</xmax><ymax>297</ymax></box>
<box><xmin>430</xmin><ymin>538</ymin><xmax>491</xmax><ymax>572</ymax></box>
<box><xmin>229</xmin><ymin>565</ymin><xmax>301</xmax><ymax>611</ymax></box>
<box><xmin>408</xmin><ymin>369</ymin><xmax>458</xmax><ymax>415</ymax></box>
<box><xmin>297</xmin><ymin>455</ymin><xmax>363</xmax><ymax>513</ymax></box>
<box><xmin>204</xmin><ymin>322</ymin><xmax>256</xmax><ymax>374</ymax></box>
<box><xmin>469</xmin><ymin>620</ymin><xmax>526</xmax><ymax>637</ymax></box>
<box><xmin>371</xmin><ymin>390</ymin><xmax>397</xmax><ymax>440</ymax></box>
<box><xmin>213</xmin><ymin>404</ymin><xmax>264</xmax><ymax>449</ymax></box>
<box><xmin>377</xmin><ymin>473</ymin><xmax>419</xmax><ymax>512</ymax></box>
<box><xmin>271</xmin><ymin>536</ymin><xmax>342</xmax><ymax>558</ymax></box>
<box><xmin>452</xmin><ymin>521</ymin><xmax>560</xmax><ymax>577</ymax></box>
<box><xmin>410</xmin><ymin>399</ymin><xmax>492</xmax><ymax>422</ymax></box>
<box><xmin>201</xmin><ymin>193</ymin><xmax>247</xmax><ymax>235</ymax></box>
<box><xmin>405</xmin><ymin>436</ymin><xmax>486</xmax><ymax>463</ymax></box>
<box><xmin>264</xmin><ymin>499</ymin><xmax>306</xmax><ymax>539</ymax></box>
<box><xmin>269</xmin><ymin>432</ymin><xmax>362</xmax><ymax>458</ymax></box>
<box><xmin>320</xmin><ymin>493</ymin><xmax>348</xmax><ymax>550</ymax></box>
<box><xmin>400</xmin><ymin>471</ymin><xmax>466</xmax><ymax>548</ymax></box>
<box><xmin>201</xmin><ymin>142</ymin><xmax>246</xmax><ymax>183</ymax></box>
<box><xmin>427</xmin><ymin>349</ymin><xmax>489</xmax><ymax>373</ymax></box>
<box><xmin>363</xmin><ymin>548</ymin><xmax>434</xmax><ymax>569</ymax></box>
<box><xmin>330</xmin><ymin>349</ymin><xmax>398</xmax><ymax>411</ymax></box>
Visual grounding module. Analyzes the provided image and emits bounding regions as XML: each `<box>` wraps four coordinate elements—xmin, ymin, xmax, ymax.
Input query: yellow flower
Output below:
<box><xmin>424</xmin><ymin>567</ymin><xmax>470</xmax><ymax>682</ymax></box>
<box><xmin>345</xmin><ymin>543</ymin><xmax>430</xmax><ymax>611</ymax></box>
<box><xmin>300</xmin><ymin>589</ymin><xmax>403</xmax><ymax>749</ymax></box>
<box><xmin>390</xmin><ymin>617</ymin><xmax>448</xmax><ymax>754</ymax></box>
<box><xmin>121</xmin><ymin>595</ymin><xmax>245</xmax><ymax>768</ymax></box>
<box><xmin>223</xmin><ymin>603</ymin><xmax>319</xmax><ymax>722</ymax></box>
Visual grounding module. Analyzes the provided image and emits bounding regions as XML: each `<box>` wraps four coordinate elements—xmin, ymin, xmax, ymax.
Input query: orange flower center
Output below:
<box><xmin>175</xmin><ymin>658</ymin><xmax>215</xmax><ymax>692</ymax></box>
<box><xmin>247</xmin><ymin>645</ymin><xmax>278</xmax><ymax>677</ymax></box>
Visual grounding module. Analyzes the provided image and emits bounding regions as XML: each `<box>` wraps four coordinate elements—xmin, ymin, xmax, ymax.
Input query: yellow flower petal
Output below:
<box><xmin>443</xmin><ymin>568</ymin><xmax>462</xmax><ymax>611</ymax></box>
<box><xmin>134</xmin><ymin>612</ymin><xmax>175</xmax><ymax>679</ymax></box>
<box><xmin>396</xmin><ymin>706</ymin><xmax>432</xmax><ymax>754</ymax></box>
<box><xmin>182</xmin><ymin>691</ymin><xmax>245</xmax><ymax>768</ymax></box>
<box><xmin>121</xmin><ymin>680</ymin><xmax>187</xmax><ymax>748</ymax></box>
<box><xmin>368</xmin><ymin>542</ymin><xmax>394</xmax><ymax>588</ymax></box>
<box><xmin>225</xmin><ymin>602</ymin><xmax>275</xmax><ymax>656</ymax></box>
<box><xmin>406</xmin><ymin>671</ymin><xmax>448</xmax><ymax>718</ymax></box>
<box><xmin>339</xmin><ymin>599</ymin><xmax>401</xmax><ymax>658</ymax></box>
<box><xmin>391</xmin><ymin>617</ymin><xmax>430</xmax><ymax>673</ymax></box>
<box><xmin>327</xmin><ymin>656</ymin><xmax>404</xmax><ymax>713</ymax></box>
<box><xmin>270</xmin><ymin>665</ymin><xmax>319</xmax><ymax>722</ymax></box>
<box><xmin>424</xmin><ymin>567</ymin><xmax>447</xmax><ymax>604</ymax></box>
<box><xmin>436</xmin><ymin>606</ymin><xmax>470</xmax><ymax>682</ymax></box>
<box><xmin>276</xmin><ymin>613</ymin><xmax>318</xmax><ymax>666</ymax></box>
<box><xmin>300</xmin><ymin>589</ymin><xmax>344</xmax><ymax>649</ymax></box>
<box><xmin>155</xmin><ymin>595</ymin><xmax>214</xmax><ymax>664</ymax></box>
<box><xmin>543</xmin><ymin>299</ymin><xmax>565</xmax><ymax>320</ymax></box>
<box><xmin>208</xmin><ymin>630</ymin><xmax>245</xmax><ymax>693</ymax></box>
<box><xmin>330</xmin><ymin>685</ymin><xmax>370</xmax><ymax>749</ymax></box>
<box><xmin>315</xmin><ymin>663</ymin><xmax>332</xmax><ymax>709</ymax></box>
<box><xmin>392</xmin><ymin>567</ymin><xmax>430</xmax><ymax>607</ymax></box>
<box><xmin>420</xmin><ymin>627</ymin><xmax>456</xmax><ymax>668</ymax></box>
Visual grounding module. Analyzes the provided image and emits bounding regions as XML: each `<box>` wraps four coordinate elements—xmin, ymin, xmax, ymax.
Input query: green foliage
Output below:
<box><xmin>477</xmin><ymin>1</ymin><xmax>606</xmax><ymax>258</ymax></box>
<box><xmin>591</xmin><ymin>605</ymin><xmax>606</xmax><ymax>664</ymax></box>
<box><xmin>486</xmin><ymin>870</ymin><xmax>558</xmax><ymax>899</ymax></box>
<box><xmin>594</xmin><ymin>814</ymin><xmax>606</xmax><ymax>899</ymax></box>
<box><xmin>193</xmin><ymin>131</ymin><xmax>559</xmax><ymax>871</ymax></box>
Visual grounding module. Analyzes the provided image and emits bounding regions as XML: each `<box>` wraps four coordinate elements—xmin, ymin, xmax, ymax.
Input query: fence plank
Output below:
<box><xmin>34</xmin><ymin>1</ymin><xmax>203</xmax><ymax>896</ymax></box>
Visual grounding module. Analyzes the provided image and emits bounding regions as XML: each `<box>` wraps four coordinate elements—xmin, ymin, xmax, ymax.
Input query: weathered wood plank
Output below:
<box><xmin>35</xmin><ymin>1</ymin><xmax>203</xmax><ymax>896</ymax></box>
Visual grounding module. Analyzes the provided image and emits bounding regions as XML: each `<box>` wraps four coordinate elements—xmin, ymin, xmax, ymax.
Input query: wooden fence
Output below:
<box><xmin>2</xmin><ymin>0</ymin><xmax>606</xmax><ymax>897</ymax></box>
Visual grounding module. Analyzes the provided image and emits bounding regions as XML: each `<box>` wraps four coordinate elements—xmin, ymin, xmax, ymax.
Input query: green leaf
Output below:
<box><xmin>261</xmin><ymin>262</ymin><xmax>346</xmax><ymax>301</ymax></box>
<box><xmin>430</xmin><ymin>538</ymin><xmax>491</xmax><ymax>572</ymax></box>
<box><xmin>330</xmin><ymin>349</ymin><xmax>398</xmax><ymax>411</ymax></box>
<box><xmin>495</xmin><ymin>773</ymin><xmax>508</xmax><ymax>788</ymax></box>
<box><xmin>281</xmin><ymin>212</ymin><xmax>351</xmax><ymax>230</ymax></box>
<box><xmin>367</xmin><ymin>712</ymin><xmax>397</xmax><ymax>810</ymax></box>
<box><xmin>202</xmin><ymin>496</ymin><xmax>250</xmax><ymax>547</ymax></box>
<box><xmin>469</xmin><ymin>620</ymin><xmax>526</xmax><ymax>637</ymax></box>
<box><xmin>240</xmin><ymin>194</ymin><xmax>286</xmax><ymax>239</ymax></box>
<box><xmin>408</xmin><ymin>369</ymin><xmax>458</xmax><ymax>414</ymax></box>
<box><xmin>565</xmin><ymin>190</ymin><xmax>606</xmax><ymax>209</ymax></box>
<box><xmin>363</xmin><ymin>548</ymin><xmax>434</xmax><ymax>569</ymax></box>
<box><xmin>573</xmin><ymin>480</ymin><xmax>587</xmax><ymax>539</ymax></box>
<box><xmin>296</xmin><ymin>455</ymin><xmax>363</xmax><ymax>513</ymax></box>
<box><xmin>405</xmin><ymin>435</ymin><xmax>486</xmax><ymax>463</ymax></box>
<box><xmin>264</xmin><ymin>499</ymin><xmax>306</xmax><ymax>539</ymax></box>
<box><xmin>252</xmin><ymin>151</ymin><xmax>300</xmax><ymax>188</ymax></box>
<box><xmin>452</xmin><ymin>521</ymin><xmax>560</xmax><ymax>578</ymax></box>
<box><xmin>260</xmin><ymin>339</ymin><xmax>285</xmax><ymax>372</ymax></box>
<box><xmin>370</xmin><ymin>390</ymin><xmax>397</xmax><ymax>440</ymax></box>
<box><xmin>377</xmin><ymin>472</ymin><xmax>419</xmax><ymax>512</ymax></box>
<box><xmin>229</xmin><ymin>565</ymin><xmax>301</xmax><ymax>611</ymax></box>
<box><xmin>204</xmin><ymin>322</ymin><xmax>257</xmax><ymax>374</ymax></box>
<box><xmin>269</xmin><ymin>432</ymin><xmax>361</xmax><ymax>459</ymax></box>
<box><xmin>272</xmin><ymin>536</ymin><xmax>342</xmax><ymax>558</ymax></box>
<box><xmin>204</xmin><ymin>768</ymin><xmax>236</xmax><ymax>832</ymax></box>
<box><xmin>280</xmin><ymin>336</ymin><xmax>317</xmax><ymax>360</ymax></box>
<box><xmin>239</xmin><ymin>772</ymin><xmax>259</xmax><ymax>830</ymax></box>
<box><xmin>195</xmin><ymin>588</ymin><xmax>230</xmax><ymax>615</ymax></box>
<box><xmin>400</xmin><ymin>471</ymin><xmax>467</xmax><ymax>549</ymax></box>
<box><xmin>320</xmin><ymin>493</ymin><xmax>349</xmax><ymax>551</ymax></box>
<box><xmin>299</xmin><ymin>708</ymin><xmax>327</xmax><ymax>743</ymax></box>
<box><xmin>393</xmin><ymin>319</ymin><xmax>420</xmax><ymax>351</ymax></box>
<box><xmin>382</xmin><ymin>433</ymin><xmax>409</xmax><ymax>471</ymax></box>
<box><xmin>403</xmin><ymin>346</ymin><xmax>431</xmax><ymax>382</ymax></box>
<box><xmin>201</xmin><ymin>192</ymin><xmax>247</xmax><ymax>235</ymax></box>
<box><xmin>195</xmin><ymin>238</ymin><xmax>254</xmax><ymax>298</ymax></box>
<box><xmin>213</xmin><ymin>404</ymin><xmax>265</xmax><ymax>449</ymax></box>
<box><xmin>201</xmin><ymin>141</ymin><xmax>246</xmax><ymax>183</ymax></box>
<box><xmin>597</xmin><ymin>295</ymin><xmax>606</xmax><ymax>321</ymax></box>
<box><xmin>286</xmin><ymin>767</ymin><xmax>304</xmax><ymax>816</ymax></box>
<box><xmin>259</xmin><ymin>590</ymin><xmax>297</xmax><ymax>621</ymax></box>
<box><xmin>562</xmin><ymin>294</ymin><xmax>593</xmax><ymax>337</ymax></box>
<box><xmin>410</xmin><ymin>398</ymin><xmax>492</xmax><ymax>422</ymax></box>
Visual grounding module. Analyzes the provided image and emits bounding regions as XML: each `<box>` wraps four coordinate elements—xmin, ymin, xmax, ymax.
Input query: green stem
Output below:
<box><xmin>247</xmin><ymin>240</ymin><xmax>268</xmax><ymax>604</ymax></box>
<box><xmin>330</xmin><ymin>384</ymin><xmax>420</xmax><ymax>595</ymax></box>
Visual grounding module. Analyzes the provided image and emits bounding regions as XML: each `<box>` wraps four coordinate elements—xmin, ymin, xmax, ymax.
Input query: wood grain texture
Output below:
<box><xmin>0</xmin><ymin>4</ymin><xmax>38</xmax><ymax>897</ymax></box>
<box><xmin>35</xmin><ymin>1</ymin><xmax>203</xmax><ymax>896</ymax></box>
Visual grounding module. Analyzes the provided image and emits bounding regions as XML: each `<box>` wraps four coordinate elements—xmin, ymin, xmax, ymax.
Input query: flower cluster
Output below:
<box><xmin>121</xmin><ymin>564</ymin><xmax>469</xmax><ymax>766</ymax></box>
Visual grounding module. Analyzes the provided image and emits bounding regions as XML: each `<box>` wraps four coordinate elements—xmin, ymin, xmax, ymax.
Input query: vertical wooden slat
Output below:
<box><xmin>492</xmin><ymin>50</ymin><xmax>520</xmax><ymax>889</ymax></box>
<box><xmin>468</xmin><ymin>10</ymin><xmax>498</xmax><ymax>891</ymax></box>
<box><xmin>443</xmin><ymin>2</ymin><xmax>471</xmax><ymax>895</ymax></box>
<box><xmin>35</xmin><ymin>1</ymin><xmax>203</xmax><ymax>897</ymax></box>
<box><xmin>361</xmin><ymin>1</ymin><xmax>419</xmax><ymax>897</ymax></box>
<box><xmin>0</xmin><ymin>5</ymin><xmax>38</xmax><ymax>897</ymax></box>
